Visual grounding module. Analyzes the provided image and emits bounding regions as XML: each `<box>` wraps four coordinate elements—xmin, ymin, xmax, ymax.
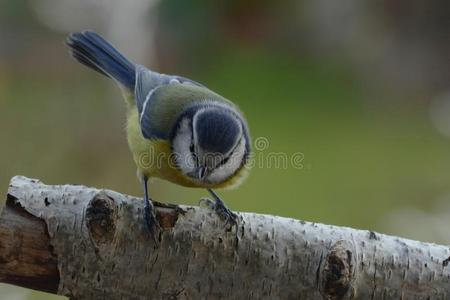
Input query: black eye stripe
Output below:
<box><xmin>189</xmin><ymin>141</ymin><xmax>195</xmax><ymax>154</ymax></box>
<box><xmin>217</xmin><ymin>155</ymin><xmax>231</xmax><ymax>168</ymax></box>
<box><xmin>216</xmin><ymin>137</ymin><xmax>242</xmax><ymax>168</ymax></box>
<box><xmin>189</xmin><ymin>117</ymin><xmax>196</xmax><ymax>155</ymax></box>
<box><xmin>189</xmin><ymin>134</ymin><xmax>200</xmax><ymax>167</ymax></box>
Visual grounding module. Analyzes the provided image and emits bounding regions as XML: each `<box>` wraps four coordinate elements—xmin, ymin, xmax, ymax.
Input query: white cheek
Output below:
<box><xmin>172</xmin><ymin>119</ymin><xmax>196</xmax><ymax>174</ymax></box>
<box><xmin>207</xmin><ymin>138</ymin><xmax>246</xmax><ymax>184</ymax></box>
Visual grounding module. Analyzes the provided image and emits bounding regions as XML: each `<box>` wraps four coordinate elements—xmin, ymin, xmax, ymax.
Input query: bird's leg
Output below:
<box><xmin>201</xmin><ymin>189</ymin><xmax>238</xmax><ymax>227</ymax></box>
<box><xmin>142</xmin><ymin>176</ymin><xmax>158</xmax><ymax>242</ymax></box>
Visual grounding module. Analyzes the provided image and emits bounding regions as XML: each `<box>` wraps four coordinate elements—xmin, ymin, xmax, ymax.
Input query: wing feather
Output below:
<box><xmin>138</xmin><ymin>83</ymin><xmax>232</xmax><ymax>140</ymax></box>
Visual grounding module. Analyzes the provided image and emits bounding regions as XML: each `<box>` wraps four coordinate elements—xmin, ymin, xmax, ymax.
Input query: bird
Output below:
<box><xmin>66</xmin><ymin>31</ymin><xmax>251</xmax><ymax>239</ymax></box>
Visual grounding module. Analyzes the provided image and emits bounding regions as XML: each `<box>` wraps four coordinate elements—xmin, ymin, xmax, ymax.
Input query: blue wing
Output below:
<box><xmin>134</xmin><ymin>66</ymin><xmax>206</xmax><ymax>139</ymax></box>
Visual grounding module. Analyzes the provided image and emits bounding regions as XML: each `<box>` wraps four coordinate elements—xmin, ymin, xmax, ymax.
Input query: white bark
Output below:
<box><xmin>4</xmin><ymin>176</ymin><xmax>450</xmax><ymax>299</ymax></box>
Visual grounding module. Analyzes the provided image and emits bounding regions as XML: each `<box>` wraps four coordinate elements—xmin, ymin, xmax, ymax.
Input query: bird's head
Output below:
<box><xmin>171</xmin><ymin>103</ymin><xmax>250</xmax><ymax>185</ymax></box>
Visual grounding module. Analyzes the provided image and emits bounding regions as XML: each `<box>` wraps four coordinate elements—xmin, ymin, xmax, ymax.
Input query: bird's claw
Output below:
<box><xmin>199</xmin><ymin>197</ymin><xmax>215</xmax><ymax>210</ymax></box>
<box><xmin>199</xmin><ymin>197</ymin><xmax>238</xmax><ymax>229</ymax></box>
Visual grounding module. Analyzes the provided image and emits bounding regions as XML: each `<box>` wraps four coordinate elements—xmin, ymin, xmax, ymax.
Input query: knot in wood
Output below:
<box><xmin>320</xmin><ymin>240</ymin><xmax>355</xmax><ymax>300</ymax></box>
<box><xmin>86</xmin><ymin>191</ymin><xmax>117</xmax><ymax>245</ymax></box>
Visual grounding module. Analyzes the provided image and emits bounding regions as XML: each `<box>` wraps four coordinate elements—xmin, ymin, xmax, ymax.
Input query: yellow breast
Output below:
<box><xmin>126</xmin><ymin>109</ymin><xmax>248</xmax><ymax>189</ymax></box>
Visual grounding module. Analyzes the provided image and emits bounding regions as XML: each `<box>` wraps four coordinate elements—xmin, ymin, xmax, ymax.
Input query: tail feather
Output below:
<box><xmin>71</xmin><ymin>50</ymin><xmax>108</xmax><ymax>76</ymax></box>
<box><xmin>66</xmin><ymin>31</ymin><xmax>136</xmax><ymax>90</ymax></box>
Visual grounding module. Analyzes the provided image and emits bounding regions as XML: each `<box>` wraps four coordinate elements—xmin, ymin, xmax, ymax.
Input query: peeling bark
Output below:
<box><xmin>1</xmin><ymin>176</ymin><xmax>450</xmax><ymax>299</ymax></box>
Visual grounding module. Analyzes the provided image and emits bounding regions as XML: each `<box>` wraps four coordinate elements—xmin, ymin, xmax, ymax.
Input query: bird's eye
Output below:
<box><xmin>189</xmin><ymin>141</ymin><xmax>199</xmax><ymax>165</ymax></box>
<box><xmin>216</xmin><ymin>137</ymin><xmax>242</xmax><ymax>168</ymax></box>
<box><xmin>217</xmin><ymin>154</ymin><xmax>230</xmax><ymax>167</ymax></box>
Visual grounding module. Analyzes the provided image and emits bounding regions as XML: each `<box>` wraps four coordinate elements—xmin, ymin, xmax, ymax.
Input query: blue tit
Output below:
<box><xmin>66</xmin><ymin>31</ymin><xmax>251</xmax><ymax>237</ymax></box>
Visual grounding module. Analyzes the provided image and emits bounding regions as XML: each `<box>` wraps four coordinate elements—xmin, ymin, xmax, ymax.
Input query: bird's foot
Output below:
<box><xmin>199</xmin><ymin>197</ymin><xmax>238</xmax><ymax>229</ymax></box>
<box><xmin>144</xmin><ymin>198</ymin><xmax>160</xmax><ymax>244</ymax></box>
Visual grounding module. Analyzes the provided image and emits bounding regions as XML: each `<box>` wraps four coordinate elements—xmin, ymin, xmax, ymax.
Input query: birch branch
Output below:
<box><xmin>1</xmin><ymin>176</ymin><xmax>450</xmax><ymax>299</ymax></box>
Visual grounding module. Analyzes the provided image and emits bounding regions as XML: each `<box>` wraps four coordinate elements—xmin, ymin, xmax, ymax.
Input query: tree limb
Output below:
<box><xmin>1</xmin><ymin>176</ymin><xmax>450</xmax><ymax>299</ymax></box>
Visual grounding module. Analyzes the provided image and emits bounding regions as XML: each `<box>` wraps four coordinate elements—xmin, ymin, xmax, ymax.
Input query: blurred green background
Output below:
<box><xmin>1</xmin><ymin>0</ymin><xmax>450</xmax><ymax>298</ymax></box>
